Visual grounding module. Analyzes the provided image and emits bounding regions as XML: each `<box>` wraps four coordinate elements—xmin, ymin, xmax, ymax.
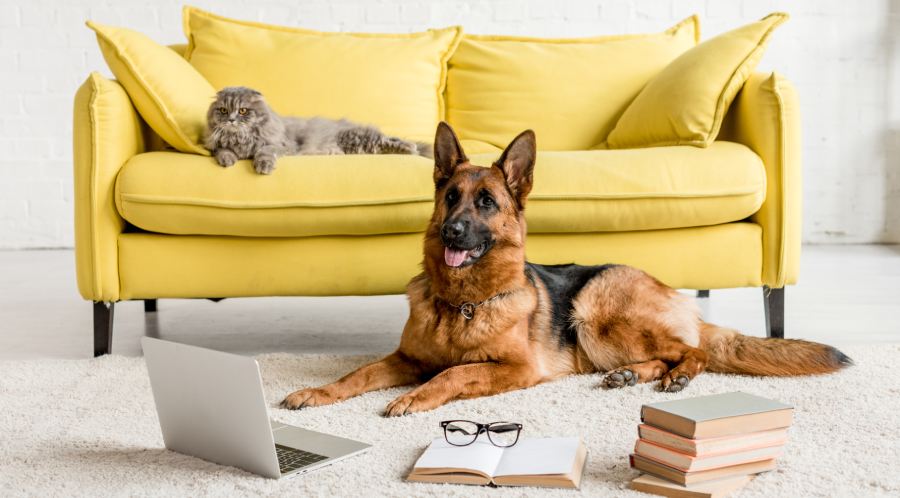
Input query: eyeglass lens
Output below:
<box><xmin>444</xmin><ymin>420</ymin><xmax>479</xmax><ymax>446</ymax></box>
<box><xmin>486</xmin><ymin>422</ymin><xmax>520</xmax><ymax>447</ymax></box>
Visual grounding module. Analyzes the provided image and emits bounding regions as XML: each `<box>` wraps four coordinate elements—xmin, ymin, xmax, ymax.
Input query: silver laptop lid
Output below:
<box><xmin>142</xmin><ymin>337</ymin><xmax>281</xmax><ymax>478</ymax></box>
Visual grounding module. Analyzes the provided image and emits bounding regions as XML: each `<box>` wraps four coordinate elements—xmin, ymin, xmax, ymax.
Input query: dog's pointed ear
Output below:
<box><xmin>494</xmin><ymin>130</ymin><xmax>536</xmax><ymax>208</ymax></box>
<box><xmin>433</xmin><ymin>122</ymin><xmax>468</xmax><ymax>185</ymax></box>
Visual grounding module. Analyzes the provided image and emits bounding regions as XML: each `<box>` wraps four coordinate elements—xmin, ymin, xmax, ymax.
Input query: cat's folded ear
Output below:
<box><xmin>217</xmin><ymin>86</ymin><xmax>263</xmax><ymax>97</ymax></box>
<box><xmin>247</xmin><ymin>88</ymin><xmax>267</xmax><ymax>105</ymax></box>
<box><xmin>433</xmin><ymin>122</ymin><xmax>467</xmax><ymax>185</ymax></box>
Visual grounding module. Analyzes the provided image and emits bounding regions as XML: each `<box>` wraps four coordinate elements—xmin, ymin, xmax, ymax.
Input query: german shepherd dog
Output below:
<box><xmin>282</xmin><ymin>123</ymin><xmax>851</xmax><ymax>416</ymax></box>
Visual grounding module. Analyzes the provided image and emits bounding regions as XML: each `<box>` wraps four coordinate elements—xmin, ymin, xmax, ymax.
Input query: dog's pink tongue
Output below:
<box><xmin>444</xmin><ymin>247</ymin><xmax>469</xmax><ymax>267</ymax></box>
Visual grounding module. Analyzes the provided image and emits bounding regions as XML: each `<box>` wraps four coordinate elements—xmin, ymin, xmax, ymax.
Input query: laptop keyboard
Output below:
<box><xmin>276</xmin><ymin>444</ymin><xmax>329</xmax><ymax>473</ymax></box>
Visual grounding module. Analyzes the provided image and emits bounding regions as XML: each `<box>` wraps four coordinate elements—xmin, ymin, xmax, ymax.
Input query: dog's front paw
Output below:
<box><xmin>253</xmin><ymin>156</ymin><xmax>276</xmax><ymax>175</ymax></box>
<box><xmin>659</xmin><ymin>372</ymin><xmax>690</xmax><ymax>393</ymax></box>
<box><xmin>602</xmin><ymin>368</ymin><xmax>638</xmax><ymax>389</ymax></box>
<box><xmin>384</xmin><ymin>392</ymin><xmax>437</xmax><ymax>417</ymax></box>
<box><xmin>215</xmin><ymin>149</ymin><xmax>238</xmax><ymax>167</ymax></box>
<box><xmin>281</xmin><ymin>387</ymin><xmax>338</xmax><ymax>410</ymax></box>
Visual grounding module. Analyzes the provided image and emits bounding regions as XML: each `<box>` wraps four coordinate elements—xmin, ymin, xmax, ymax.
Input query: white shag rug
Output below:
<box><xmin>2</xmin><ymin>345</ymin><xmax>899</xmax><ymax>497</ymax></box>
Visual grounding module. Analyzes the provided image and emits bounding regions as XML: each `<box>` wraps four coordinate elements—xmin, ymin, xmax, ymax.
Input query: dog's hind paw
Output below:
<box><xmin>602</xmin><ymin>368</ymin><xmax>637</xmax><ymax>389</ymax></box>
<box><xmin>659</xmin><ymin>374</ymin><xmax>690</xmax><ymax>393</ymax></box>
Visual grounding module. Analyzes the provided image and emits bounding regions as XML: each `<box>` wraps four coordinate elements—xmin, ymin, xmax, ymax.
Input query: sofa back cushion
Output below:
<box><xmin>445</xmin><ymin>17</ymin><xmax>698</xmax><ymax>151</ymax></box>
<box><xmin>604</xmin><ymin>13</ymin><xmax>788</xmax><ymax>149</ymax></box>
<box><xmin>87</xmin><ymin>22</ymin><xmax>216</xmax><ymax>155</ymax></box>
<box><xmin>183</xmin><ymin>7</ymin><xmax>461</xmax><ymax>142</ymax></box>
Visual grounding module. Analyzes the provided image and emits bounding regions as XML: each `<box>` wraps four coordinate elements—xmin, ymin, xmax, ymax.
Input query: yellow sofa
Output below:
<box><xmin>75</xmin><ymin>18</ymin><xmax>800</xmax><ymax>356</ymax></box>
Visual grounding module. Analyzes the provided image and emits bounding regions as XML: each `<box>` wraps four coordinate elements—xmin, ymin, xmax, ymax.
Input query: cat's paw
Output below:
<box><xmin>215</xmin><ymin>149</ymin><xmax>238</xmax><ymax>167</ymax></box>
<box><xmin>253</xmin><ymin>156</ymin><xmax>276</xmax><ymax>175</ymax></box>
<box><xmin>385</xmin><ymin>137</ymin><xmax>417</xmax><ymax>155</ymax></box>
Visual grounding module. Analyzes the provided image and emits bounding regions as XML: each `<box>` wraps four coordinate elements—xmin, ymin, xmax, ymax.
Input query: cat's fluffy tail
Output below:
<box><xmin>415</xmin><ymin>141</ymin><xmax>433</xmax><ymax>158</ymax></box>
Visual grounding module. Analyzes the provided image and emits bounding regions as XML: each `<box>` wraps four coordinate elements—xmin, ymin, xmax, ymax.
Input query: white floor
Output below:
<box><xmin>1</xmin><ymin>245</ymin><xmax>899</xmax><ymax>360</ymax></box>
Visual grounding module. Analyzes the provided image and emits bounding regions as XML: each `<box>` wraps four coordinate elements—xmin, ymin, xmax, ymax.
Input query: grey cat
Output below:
<box><xmin>203</xmin><ymin>86</ymin><xmax>432</xmax><ymax>175</ymax></box>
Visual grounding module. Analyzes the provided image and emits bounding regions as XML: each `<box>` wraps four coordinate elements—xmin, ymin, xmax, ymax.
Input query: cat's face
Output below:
<box><xmin>207</xmin><ymin>87</ymin><xmax>271</xmax><ymax>133</ymax></box>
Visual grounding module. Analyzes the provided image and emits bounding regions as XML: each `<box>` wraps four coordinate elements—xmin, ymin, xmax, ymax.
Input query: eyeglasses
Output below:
<box><xmin>440</xmin><ymin>420</ymin><xmax>523</xmax><ymax>448</ymax></box>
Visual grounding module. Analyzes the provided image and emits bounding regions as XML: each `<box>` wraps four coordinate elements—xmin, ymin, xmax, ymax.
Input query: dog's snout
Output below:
<box><xmin>441</xmin><ymin>221</ymin><xmax>466</xmax><ymax>241</ymax></box>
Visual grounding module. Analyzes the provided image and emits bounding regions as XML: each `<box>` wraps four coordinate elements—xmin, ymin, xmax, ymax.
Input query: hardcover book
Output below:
<box><xmin>638</xmin><ymin>424</ymin><xmax>788</xmax><ymax>456</ymax></box>
<box><xmin>407</xmin><ymin>437</ymin><xmax>586</xmax><ymax>488</ymax></box>
<box><xmin>630</xmin><ymin>473</ymin><xmax>753</xmax><ymax>498</ymax></box>
<box><xmin>629</xmin><ymin>454</ymin><xmax>776</xmax><ymax>485</ymax></box>
<box><xmin>634</xmin><ymin>439</ymin><xmax>783</xmax><ymax>472</ymax></box>
<box><xmin>641</xmin><ymin>392</ymin><xmax>793</xmax><ymax>438</ymax></box>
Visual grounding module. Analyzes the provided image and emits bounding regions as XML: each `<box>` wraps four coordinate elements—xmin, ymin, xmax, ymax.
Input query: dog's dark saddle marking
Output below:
<box><xmin>526</xmin><ymin>262</ymin><xmax>617</xmax><ymax>348</ymax></box>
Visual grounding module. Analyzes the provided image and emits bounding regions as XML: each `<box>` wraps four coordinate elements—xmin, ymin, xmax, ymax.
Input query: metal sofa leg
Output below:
<box><xmin>93</xmin><ymin>302</ymin><xmax>115</xmax><ymax>357</ymax></box>
<box><xmin>697</xmin><ymin>290</ymin><xmax>710</xmax><ymax>299</ymax></box>
<box><xmin>763</xmin><ymin>286</ymin><xmax>784</xmax><ymax>338</ymax></box>
<box><xmin>144</xmin><ymin>299</ymin><xmax>157</xmax><ymax>313</ymax></box>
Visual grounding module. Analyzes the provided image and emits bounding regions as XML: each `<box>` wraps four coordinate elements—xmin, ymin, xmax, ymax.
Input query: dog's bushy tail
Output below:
<box><xmin>700</xmin><ymin>323</ymin><xmax>852</xmax><ymax>376</ymax></box>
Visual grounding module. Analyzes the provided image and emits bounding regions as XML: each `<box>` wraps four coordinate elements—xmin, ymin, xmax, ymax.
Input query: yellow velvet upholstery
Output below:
<box><xmin>74</xmin><ymin>23</ymin><xmax>801</xmax><ymax>303</ymax></box>
<box><xmin>720</xmin><ymin>72</ymin><xmax>801</xmax><ymax>287</ymax></box>
<box><xmin>86</xmin><ymin>22</ymin><xmax>215</xmax><ymax>155</ymax></box>
<box><xmin>183</xmin><ymin>7</ymin><xmax>461</xmax><ymax>143</ymax></box>
<box><xmin>446</xmin><ymin>17</ymin><xmax>698</xmax><ymax>150</ymax></box>
<box><xmin>73</xmin><ymin>73</ymin><xmax>141</xmax><ymax>302</ymax></box>
<box><xmin>116</xmin><ymin>224</ymin><xmax>761</xmax><ymax>300</ymax></box>
<box><xmin>605</xmin><ymin>14</ymin><xmax>787</xmax><ymax>149</ymax></box>
<box><xmin>114</xmin><ymin>143</ymin><xmax>765</xmax><ymax>237</ymax></box>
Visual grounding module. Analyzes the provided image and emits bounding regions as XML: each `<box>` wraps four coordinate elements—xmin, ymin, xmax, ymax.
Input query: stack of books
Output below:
<box><xmin>629</xmin><ymin>391</ymin><xmax>794</xmax><ymax>498</ymax></box>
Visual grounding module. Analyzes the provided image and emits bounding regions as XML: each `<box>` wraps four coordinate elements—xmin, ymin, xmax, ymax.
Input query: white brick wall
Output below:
<box><xmin>0</xmin><ymin>0</ymin><xmax>898</xmax><ymax>248</ymax></box>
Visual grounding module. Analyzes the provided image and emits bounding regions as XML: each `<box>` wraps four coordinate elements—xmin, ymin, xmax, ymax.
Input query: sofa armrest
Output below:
<box><xmin>73</xmin><ymin>72</ymin><xmax>145</xmax><ymax>301</ymax></box>
<box><xmin>720</xmin><ymin>72</ymin><xmax>801</xmax><ymax>287</ymax></box>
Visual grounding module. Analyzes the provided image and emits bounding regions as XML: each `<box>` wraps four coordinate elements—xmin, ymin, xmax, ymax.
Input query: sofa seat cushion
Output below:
<box><xmin>115</xmin><ymin>142</ymin><xmax>765</xmax><ymax>237</ymax></box>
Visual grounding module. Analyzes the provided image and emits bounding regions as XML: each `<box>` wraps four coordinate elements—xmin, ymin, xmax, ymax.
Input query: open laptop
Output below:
<box><xmin>142</xmin><ymin>337</ymin><xmax>371</xmax><ymax>479</ymax></box>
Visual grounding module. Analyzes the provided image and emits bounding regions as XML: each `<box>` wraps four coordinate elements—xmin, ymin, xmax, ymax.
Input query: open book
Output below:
<box><xmin>407</xmin><ymin>437</ymin><xmax>586</xmax><ymax>488</ymax></box>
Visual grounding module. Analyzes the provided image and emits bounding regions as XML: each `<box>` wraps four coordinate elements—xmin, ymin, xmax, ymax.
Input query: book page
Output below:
<box><xmin>493</xmin><ymin>437</ymin><xmax>581</xmax><ymax>477</ymax></box>
<box><xmin>413</xmin><ymin>438</ymin><xmax>505</xmax><ymax>478</ymax></box>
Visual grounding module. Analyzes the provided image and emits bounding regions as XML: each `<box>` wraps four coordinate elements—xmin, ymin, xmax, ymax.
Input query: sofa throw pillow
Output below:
<box><xmin>86</xmin><ymin>21</ymin><xmax>215</xmax><ymax>155</ymax></box>
<box><xmin>183</xmin><ymin>7</ymin><xmax>462</xmax><ymax>143</ymax></box>
<box><xmin>445</xmin><ymin>16</ymin><xmax>699</xmax><ymax>151</ymax></box>
<box><xmin>603</xmin><ymin>13</ymin><xmax>788</xmax><ymax>149</ymax></box>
